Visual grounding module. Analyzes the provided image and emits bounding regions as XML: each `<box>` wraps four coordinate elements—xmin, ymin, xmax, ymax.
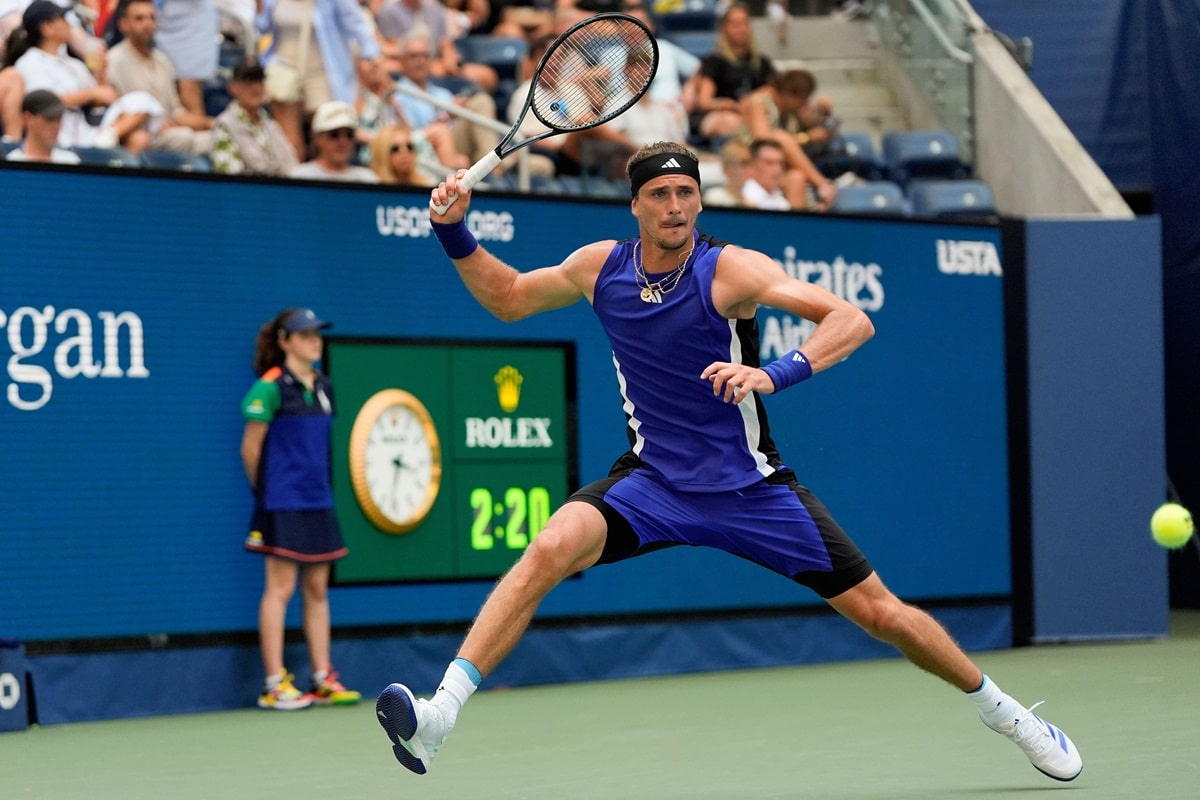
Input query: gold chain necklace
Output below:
<box><xmin>634</xmin><ymin>240</ymin><xmax>694</xmax><ymax>303</ymax></box>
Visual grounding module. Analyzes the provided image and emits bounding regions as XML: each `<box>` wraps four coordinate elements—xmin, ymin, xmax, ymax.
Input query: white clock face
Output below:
<box><xmin>349</xmin><ymin>389</ymin><xmax>442</xmax><ymax>534</ymax></box>
<box><xmin>363</xmin><ymin>404</ymin><xmax>436</xmax><ymax>525</ymax></box>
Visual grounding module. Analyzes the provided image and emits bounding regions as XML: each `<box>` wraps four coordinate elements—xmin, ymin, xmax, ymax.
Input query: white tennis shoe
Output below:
<box><xmin>376</xmin><ymin>683</ymin><xmax>448</xmax><ymax>775</ymax></box>
<box><xmin>985</xmin><ymin>701</ymin><xmax>1083</xmax><ymax>781</ymax></box>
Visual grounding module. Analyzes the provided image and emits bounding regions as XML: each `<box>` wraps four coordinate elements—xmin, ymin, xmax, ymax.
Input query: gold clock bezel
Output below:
<box><xmin>348</xmin><ymin>388</ymin><xmax>442</xmax><ymax>534</ymax></box>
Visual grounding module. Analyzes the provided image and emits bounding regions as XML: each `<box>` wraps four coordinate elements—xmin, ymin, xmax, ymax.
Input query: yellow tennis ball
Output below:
<box><xmin>1150</xmin><ymin>503</ymin><xmax>1194</xmax><ymax>549</ymax></box>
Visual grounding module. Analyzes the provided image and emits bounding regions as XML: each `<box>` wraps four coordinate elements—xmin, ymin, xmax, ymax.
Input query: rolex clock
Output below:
<box><xmin>348</xmin><ymin>388</ymin><xmax>442</xmax><ymax>533</ymax></box>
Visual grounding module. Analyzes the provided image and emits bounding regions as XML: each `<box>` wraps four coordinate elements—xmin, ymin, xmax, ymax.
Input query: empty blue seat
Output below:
<box><xmin>831</xmin><ymin>181</ymin><xmax>910</xmax><ymax>216</ymax></box>
<box><xmin>457</xmin><ymin>35</ymin><xmax>527</xmax><ymax>81</ymax></box>
<box><xmin>907</xmin><ymin>179</ymin><xmax>996</xmax><ymax>218</ymax></box>
<box><xmin>664</xmin><ymin>30</ymin><xmax>717</xmax><ymax>58</ymax></box>
<box><xmin>70</xmin><ymin>146</ymin><xmax>141</xmax><ymax>168</ymax></box>
<box><xmin>817</xmin><ymin>131</ymin><xmax>882</xmax><ymax>180</ymax></box>
<box><xmin>140</xmin><ymin>149</ymin><xmax>212</xmax><ymax>172</ymax></box>
<box><xmin>881</xmin><ymin>129</ymin><xmax>967</xmax><ymax>185</ymax></box>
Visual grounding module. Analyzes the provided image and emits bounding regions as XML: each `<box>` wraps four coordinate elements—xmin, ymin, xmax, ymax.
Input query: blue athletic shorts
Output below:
<box><xmin>569</xmin><ymin>456</ymin><xmax>873</xmax><ymax>598</ymax></box>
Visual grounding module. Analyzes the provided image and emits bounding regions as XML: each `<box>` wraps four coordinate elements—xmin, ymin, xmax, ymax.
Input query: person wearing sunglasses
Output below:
<box><xmin>290</xmin><ymin>100</ymin><xmax>380</xmax><ymax>183</ymax></box>
<box><xmin>368</xmin><ymin>123</ymin><xmax>436</xmax><ymax>186</ymax></box>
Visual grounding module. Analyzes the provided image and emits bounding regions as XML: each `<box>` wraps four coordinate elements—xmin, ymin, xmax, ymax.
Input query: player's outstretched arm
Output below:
<box><xmin>428</xmin><ymin>172</ymin><xmax>602</xmax><ymax>322</ymax></box>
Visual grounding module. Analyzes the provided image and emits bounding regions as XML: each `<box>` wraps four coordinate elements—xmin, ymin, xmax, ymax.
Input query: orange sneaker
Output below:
<box><xmin>309</xmin><ymin>669</ymin><xmax>361</xmax><ymax>705</ymax></box>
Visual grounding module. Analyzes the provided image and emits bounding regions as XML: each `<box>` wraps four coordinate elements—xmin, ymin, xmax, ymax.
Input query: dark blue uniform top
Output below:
<box><xmin>241</xmin><ymin>365</ymin><xmax>335</xmax><ymax>511</ymax></box>
<box><xmin>592</xmin><ymin>230</ymin><xmax>786</xmax><ymax>490</ymax></box>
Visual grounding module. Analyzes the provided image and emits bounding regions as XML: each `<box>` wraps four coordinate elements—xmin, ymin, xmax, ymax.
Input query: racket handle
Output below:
<box><xmin>429</xmin><ymin>151</ymin><xmax>503</xmax><ymax>215</ymax></box>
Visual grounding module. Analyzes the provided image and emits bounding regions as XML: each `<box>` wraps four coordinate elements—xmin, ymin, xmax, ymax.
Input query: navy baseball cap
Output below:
<box><xmin>280</xmin><ymin>308</ymin><xmax>331</xmax><ymax>333</ymax></box>
<box><xmin>23</xmin><ymin>0</ymin><xmax>67</xmax><ymax>31</ymax></box>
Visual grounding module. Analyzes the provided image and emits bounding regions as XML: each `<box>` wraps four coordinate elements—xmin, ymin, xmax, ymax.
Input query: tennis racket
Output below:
<box><xmin>430</xmin><ymin>12</ymin><xmax>659</xmax><ymax>214</ymax></box>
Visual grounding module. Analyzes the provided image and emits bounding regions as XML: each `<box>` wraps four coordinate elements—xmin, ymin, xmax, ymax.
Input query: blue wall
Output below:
<box><xmin>2</xmin><ymin>166</ymin><xmax>1010</xmax><ymax>643</ymax></box>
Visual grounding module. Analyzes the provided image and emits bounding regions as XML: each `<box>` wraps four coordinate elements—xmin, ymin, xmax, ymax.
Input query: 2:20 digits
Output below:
<box><xmin>469</xmin><ymin>486</ymin><xmax>551</xmax><ymax>550</ymax></box>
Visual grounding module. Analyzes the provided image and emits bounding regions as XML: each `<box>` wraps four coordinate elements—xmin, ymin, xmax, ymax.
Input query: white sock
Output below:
<box><xmin>430</xmin><ymin>661</ymin><xmax>478</xmax><ymax>729</ymax></box>
<box><xmin>967</xmin><ymin>674</ymin><xmax>1022</xmax><ymax>728</ymax></box>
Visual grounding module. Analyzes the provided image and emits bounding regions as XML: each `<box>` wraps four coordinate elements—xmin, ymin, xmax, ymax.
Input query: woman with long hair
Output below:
<box><xmin>687</xmin><ymin>2</ymin><xmax>774</xmax><ymax>142</ymax></box>
<box><xmin>240</xmin><ymin>307</ymin><xmax>360</xmax><ymax>711</ymax></box>
<box><xmin>369</xmin><ymin>122</ymin><xmax>436</xmax><ymax>186</ymax></box>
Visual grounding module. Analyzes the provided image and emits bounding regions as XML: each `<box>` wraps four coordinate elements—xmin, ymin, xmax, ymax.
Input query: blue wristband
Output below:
<box><xmin>762</xmin><ymin>349</ymin><xmax>813</xmax><ymax>391</ymax></box>
<box><xmin>431</xmin><ymin>219</ymin><xmax>478</xmax><ymax>260</ymax></box>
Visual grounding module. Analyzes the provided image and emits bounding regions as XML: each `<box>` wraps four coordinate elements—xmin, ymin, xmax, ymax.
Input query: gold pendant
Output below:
<box><xmin>640</xmin><ymin>287</ymin><xmax>656</xmax><ymax>303</ymax></box>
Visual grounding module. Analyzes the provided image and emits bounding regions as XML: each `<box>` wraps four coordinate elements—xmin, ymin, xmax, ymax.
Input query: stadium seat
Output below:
<box><xmin>457</xmin><ymin>35</ymin><xmax>527</xmax><ymax>82</ymax></box>
<box><xmin>880</xmin><ymin>129</ymin><xmax>968</xmax><ymax>186</ymax></box>
<box><xmin>831</xmin><ymin>181</ymin><xmax>911</xmax><ymax>217</ymax></box>
<box><xmin>140</xmin><ymin>149</ymin><xmax>212</xmax><ymax>172</ymax></box>
<box><xmin>664</xmin><ymin>30</ymin><xmax>717</xmax><ymax>58</ymax></box>
<box><xmin>816</xmin><ymin>131</ymin><xmax>883</xmax><ymax>180</ymax></box>
<box><xmin>70</xmin><ymin>146</ymin><xmax>142</xmax><ymax>168</ymax></box>
<box><xmin>203</xmin><ymin>78</ymin><xmax>231</xmax><ymax>118</ymax></box>
<box><xmin>907</xmin><ymin>179</ymin><xmax>996</xmax><ymax>218</ymax></box>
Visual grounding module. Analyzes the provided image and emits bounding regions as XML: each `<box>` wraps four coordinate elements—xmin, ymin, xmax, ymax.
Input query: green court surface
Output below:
<box><xmin>6</xmin><ymin>612</ymin><xmax>1199</xmax><ymax>799</ymax></box>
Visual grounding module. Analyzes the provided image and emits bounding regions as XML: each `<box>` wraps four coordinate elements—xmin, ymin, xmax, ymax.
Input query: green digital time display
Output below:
<box><xmin>327</xmin><ymin>339</ymin><xmax>574</xmax><ymax>585</ymax></box>
<box><xmin>469</xmin><ymin>485</ymin><xmax>552</xmax><ymax>550</ymax></box>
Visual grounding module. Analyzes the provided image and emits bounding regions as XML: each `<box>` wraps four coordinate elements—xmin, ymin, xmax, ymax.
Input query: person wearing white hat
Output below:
<box><xmin>289</xmin><ymin>99</ymin><xmax>379</xmax><ymax>182</ymax></box>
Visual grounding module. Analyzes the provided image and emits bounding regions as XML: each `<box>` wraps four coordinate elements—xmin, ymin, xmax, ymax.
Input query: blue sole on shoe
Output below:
<box><xmin>376</xmin><ymin>684</ymin><xmax>427</xmax><ymax>775</ymax></box>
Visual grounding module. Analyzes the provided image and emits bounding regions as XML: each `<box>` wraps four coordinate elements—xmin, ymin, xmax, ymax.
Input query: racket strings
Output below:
<box><xmin>531</xmin><ymin>18</ymin><xmax>656</xmax><ymax>131</ymax></box>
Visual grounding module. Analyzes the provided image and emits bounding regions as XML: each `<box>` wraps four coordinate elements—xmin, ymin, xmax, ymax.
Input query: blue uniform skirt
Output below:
<box><xmin>245</xmin><ymin>508</ymin><xmax>348</xmax><ymax>563</ymax></box>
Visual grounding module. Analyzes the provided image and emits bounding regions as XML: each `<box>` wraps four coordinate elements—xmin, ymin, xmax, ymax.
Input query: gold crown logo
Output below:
<box><xmin>494</xmin><ymin>366</ymin><xmax>523</xmax><ymax>413</ymax></box>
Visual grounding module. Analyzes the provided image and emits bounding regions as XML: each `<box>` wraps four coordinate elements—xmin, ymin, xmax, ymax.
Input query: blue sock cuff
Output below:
<box><xmin>966</xmin><ymin>674</ymin><xmax>989</xmax><ymax>694</ymax></box>
<box><xmin>453</xmin><ymin>657</ymin><xmax>483</xmax><ymax>686</ymax></box>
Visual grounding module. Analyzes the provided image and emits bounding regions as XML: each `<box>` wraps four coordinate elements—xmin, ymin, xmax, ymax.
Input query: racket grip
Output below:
<box><xmin>429</xmin><ymin>151</ymin><xmax>503</xmax><ymax>215</ymax></box>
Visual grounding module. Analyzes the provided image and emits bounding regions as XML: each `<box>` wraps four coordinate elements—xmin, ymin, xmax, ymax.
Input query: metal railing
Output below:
<box><xmin>870</xmin><ymin>0</ymin><xmax>976</xmax><ymax>163</ymax></box>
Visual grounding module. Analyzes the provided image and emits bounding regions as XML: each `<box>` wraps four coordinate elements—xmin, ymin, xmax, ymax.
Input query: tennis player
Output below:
<box><xmin>376</xmin><ymin>142</ymin><xmax>1083</xmax><ymax>783</ymax></box>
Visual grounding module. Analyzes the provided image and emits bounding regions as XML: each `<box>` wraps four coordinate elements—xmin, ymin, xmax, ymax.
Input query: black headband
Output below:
<box><xmin>629</xmin><ymin>152</ymin><xmax>701</xmax><ymax>198</ymax></box>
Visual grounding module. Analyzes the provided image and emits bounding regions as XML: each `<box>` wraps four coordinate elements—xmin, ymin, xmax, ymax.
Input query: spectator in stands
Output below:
<box><xmin>4</xmin><ymin>87</ymin><xmax>80</xmax><ymax>161</ymax></box>
<box><xmin>368</xmin><ymin>121</ymin><xmax>435</xmax><ymax>185</ymax></box>
<box><xmin>486</xmin><ymin>0</ymin><xmax>555</xmax><ymax>41</ymax></box>
<box><xmin>210</xmin><ymin>57</ymin><xmax>298</xmax><ymax>175</ymax></box>
<box><xmin>741</xmin><ymin>69</ymin><xmax>837</xmax><ymax>210</ymax></box>
<box><xmin>290</xmin><ymin>98</ymin><xmax>380</xmax><ymax>181</ymax></box>
<box><xmin>688</xmin><ymin>2</ymin><xmax>775</xmax><ymax>142</ymax></box>
<box><xmin>702</xmin><ymin>137</ymin><xmax>750</xmax><ymax>207</ymax></box>
<box><xmin>8</xmin><ymin>0</ymin><xmax>159</xmax><ymax>153</ymax></box>
<box><xmin>620</xmin><ymin>0</ymin><xmax>699</xmax><ymax>117</ymax></box>
<box><xmin>154</xmin><ymin>0</ymin><xmax>219</xmax><ymax>119</ymax></box>
<box><xmin>241</xmin><ymin>307</ymin><xmax>361</xmax><ymax>711</ymax></box>
<box><xmin>606</xmin><ymin>45</ymin><xmax>686</xmax><ymax>151</ymax></box>
<box><xmin>106</xmin><ymin>0</ymin><xmax>213</xmax><ymax>156</ymax></box>
<box><xmin>256</xmin><ymin>0</ymin><xmax>382</xmax><ymax>160</ymax></box>
<box><xmin>740</xmin><ymin>137</ymin><xmax>793</xmax><ymax>211</ymax></box>
<box><xmin>0</xmin><ymin>64</ymin><xmax>23</xmax><ymax>141</ymax></box>
<box><xmin>354</xmin><ymin>52</ymin><xmax>455</xmax><ymax>175</ymax></box>
<box><xmin>393</xmin><ymin>29</ymin><xmax>501</xmax><ymax>172</ymax></box>
<box><xmin>374</xmin><ymin>0</ymin><xmax>497</xmax><ymax>94</ymax></box>
<box><xmin>443</xmin><ymin>0</ymin><xmax>490</xmax><ymax>38</ymax></box>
